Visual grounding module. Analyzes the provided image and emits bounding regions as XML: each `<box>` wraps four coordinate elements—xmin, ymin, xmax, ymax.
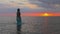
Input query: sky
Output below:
<box><xmin>0</xmin><ymin>0</ymin><xmax>60</xmax><ymax>16</ymax></box>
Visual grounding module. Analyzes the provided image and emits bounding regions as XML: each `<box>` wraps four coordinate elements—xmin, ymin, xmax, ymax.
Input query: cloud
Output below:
<box><xmin>38</xmin><ymin>0</ymin><xmax>60</xmax><ymax>4</ymax></box>
<box><xmin>0</xmin><ymin>0</ymin><xmax>40</xmax><ymax>9</ymax></box>
<box><xmin>0</xmin><ymin>0</ymin><xmax>60</xmax><ymax>13</ymax></box>
<box><xmin>28</xmin><ymin>0</ymin><xmax>60</xmax><ymax>12</ymax></box>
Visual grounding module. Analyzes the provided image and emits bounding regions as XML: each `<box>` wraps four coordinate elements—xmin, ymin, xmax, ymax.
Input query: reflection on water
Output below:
<box><xmin>0</xmin><ymin>16</ymin><xmax>60</xmax><ymax>34</ymax></box>
<box><xmin>21</xmin><ymin>16</ymin><xmax>60</xmax><ymax>34</ymax></box>
<box><xmin>17</xmin><ymin>31</ymin><xmax>21</xmax><ymax>34</ymax></box>
<box><xmin>41</xmin><ymin>17</ymin><xmax>48</xmax><ymax>34</ymax></box>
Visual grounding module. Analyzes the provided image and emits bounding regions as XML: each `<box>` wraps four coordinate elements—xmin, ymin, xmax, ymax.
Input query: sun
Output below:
<box><xmin>42</xmin><ymin>13</ymin><xmax>49</xmax><ymax>16</ymax></box>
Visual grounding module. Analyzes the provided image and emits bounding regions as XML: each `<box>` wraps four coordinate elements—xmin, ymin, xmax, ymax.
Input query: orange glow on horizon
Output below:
<box><xmin>41</xmin><ymin>13</ymin><xmax>53</xmax><ymax>16</ymax></box>
<box><xmin>21</xmin><ymin>13</ymin><xmax>60</xmax><ymax>16</ymax></box>
<box><xmin>42</xmin><ymin>13</ymin><xmax>49</xmax><ymax>16</ymax></box>
<box><xmin>0</xmin><ymin>12</ymin><xmax>60</xmax><ymax>16</ymax></box>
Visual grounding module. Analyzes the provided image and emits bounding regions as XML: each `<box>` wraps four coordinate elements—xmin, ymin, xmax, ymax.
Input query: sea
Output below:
<box><xmin>0</xmin><ymin>16</ymin><xmax>60</xmax><ymax>34</ymax></box>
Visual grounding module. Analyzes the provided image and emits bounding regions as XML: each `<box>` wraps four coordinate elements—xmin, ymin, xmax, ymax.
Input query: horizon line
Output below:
<box><xmin>0</xmin><ymin>12</ymin><xmax>60</xmax><ymax>16</ymax></box>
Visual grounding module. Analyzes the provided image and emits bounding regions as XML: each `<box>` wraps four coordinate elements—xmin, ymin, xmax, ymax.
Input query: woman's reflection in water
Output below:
<box><xmin>17</xmin><ymin>31</ymin><xmax>21</xmax><ymax>34</ymax></box>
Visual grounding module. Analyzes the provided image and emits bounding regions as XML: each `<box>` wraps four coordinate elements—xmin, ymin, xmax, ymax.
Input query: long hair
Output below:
<box><xmin>17</xmin><ymin>8</ymin><xmax>21</xmax><ymax>17</ymax></box>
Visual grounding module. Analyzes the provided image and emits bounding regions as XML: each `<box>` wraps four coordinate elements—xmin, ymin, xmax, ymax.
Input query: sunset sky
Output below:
<box><xmin>0</xmin><ymin>0</ymin><xmax>60</xmax><ymax>16</ymax></box>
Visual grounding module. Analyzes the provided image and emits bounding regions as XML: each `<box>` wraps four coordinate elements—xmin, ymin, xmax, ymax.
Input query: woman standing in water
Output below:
<box><xmin>16</xmin><ymin>8</ymin><xmax>22</xmax><ymax>32</ymax></box>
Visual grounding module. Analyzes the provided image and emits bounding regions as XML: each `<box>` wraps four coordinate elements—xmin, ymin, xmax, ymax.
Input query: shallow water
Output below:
<box><xmin>0</xmin><ymin>16</ymin><xmax>60</xmax><ymax>34</ymax></box>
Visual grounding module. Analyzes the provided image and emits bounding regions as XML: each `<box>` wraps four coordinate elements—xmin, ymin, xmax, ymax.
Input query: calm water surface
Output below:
<box><xmin>0</xmin><ymin>16</ymin><xmax>60</xmax><ymax>34</ymax></box>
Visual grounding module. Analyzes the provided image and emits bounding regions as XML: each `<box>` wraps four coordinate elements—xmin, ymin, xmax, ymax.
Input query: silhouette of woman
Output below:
<box><xmin>16</xmin><ymin>8</ymin><xmax>22</xmax><ymax>31</ymax></box>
